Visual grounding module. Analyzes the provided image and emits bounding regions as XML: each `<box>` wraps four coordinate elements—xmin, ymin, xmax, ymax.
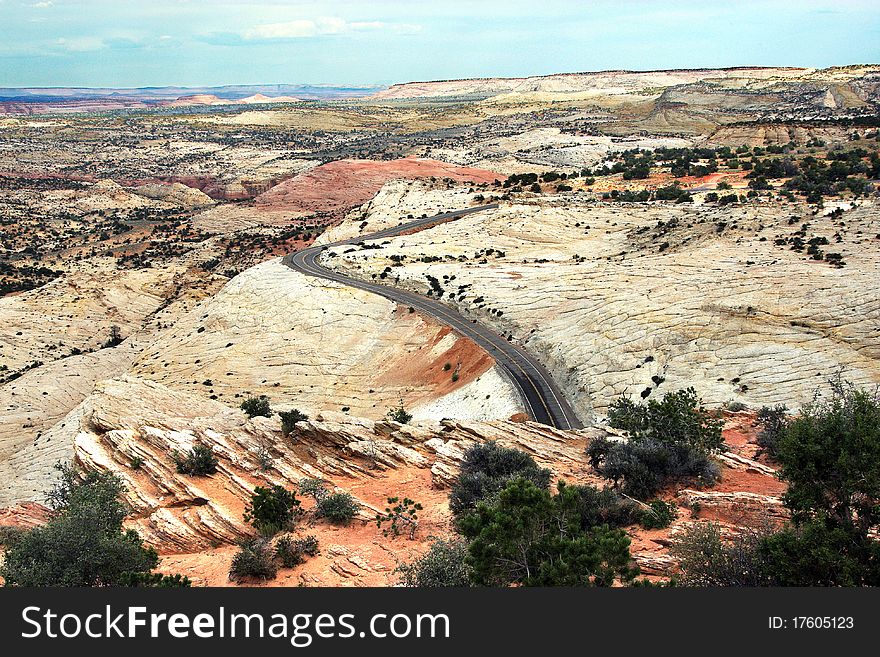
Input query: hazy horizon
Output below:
<box><xmin>1</xmin><ymin>0</ymin><xmax>878</xmax><ymax>88</ymax></box>
<box><xmin>4</xmin><ymin>63</ymin><xmax>880</xmax><ymax>93</ymax></box>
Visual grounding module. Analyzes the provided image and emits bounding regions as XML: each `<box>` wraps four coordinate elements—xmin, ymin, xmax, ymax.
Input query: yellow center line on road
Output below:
<box><xmin>285</xmin><ymin>204</ymin><xmax>581</xmax><ymax>431</ymax></box>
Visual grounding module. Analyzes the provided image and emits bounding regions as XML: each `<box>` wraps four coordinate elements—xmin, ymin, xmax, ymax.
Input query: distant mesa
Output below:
<box><xmin>0</xmin><ymin>83</ymin><xmax>378</xmax><ymax>114</ymax></box>
<box><xmin>239</xmin><ymin>93</ymin><xmax>300</xmax><ymax>104</ymax></box>
<box><xmin>369</xmin><ymin>65</ymin><xmax>878</xmax><ymax>100</ymax></box>
<box><xmin>164</xmin><ymin>93</ymin><xmax>300</xmax><ymax>107</ymax></box>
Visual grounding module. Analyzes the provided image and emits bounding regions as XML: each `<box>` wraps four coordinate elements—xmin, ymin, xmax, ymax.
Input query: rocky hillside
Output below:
<box><xmin>0</xmin><ymin>373</ymin><xmax>782</xmax><ymax>586</ymax></box>
<box><xmin>324</xmin><ymin>187</ymin><xmax>880</xmax><ymax>421</ymax></box>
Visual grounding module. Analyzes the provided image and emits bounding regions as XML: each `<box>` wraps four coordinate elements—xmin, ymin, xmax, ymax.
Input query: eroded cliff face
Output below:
<box><xmin>0</xmin><ymin>374</ymin><xmax>786</xmax><ymax>586</ymax></box>
<box><xmin>64</xmin><ymin>376</ymin><xmax>587</xmax><ymax>552</ymax></box>
<box><xmin>29</xmin><ymin>375</ymin><xmax>590</xmax><ymax>585</ymax></box>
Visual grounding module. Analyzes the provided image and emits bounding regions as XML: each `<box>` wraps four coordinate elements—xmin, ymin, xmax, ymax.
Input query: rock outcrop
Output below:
<box><xmin>61</xmin><ymin>376</ymin><xmax>599</xmax><ymax>553</ymax></box>
<box><xmin>327</xmin><ymin>197</ymin><xmax>880</xmax><ymax>419</ymax></box>
<box><xmin>129</xmin><ymin>258</ymin><xmax>523</xmax><ymax>422</ymax></box>
<box><xmin>255</xmin><ymin>158</ymin><xmax>502</xmax><ymax>217</ymax></box>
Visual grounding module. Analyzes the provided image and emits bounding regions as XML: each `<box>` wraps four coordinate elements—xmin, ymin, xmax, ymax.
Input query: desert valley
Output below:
<box><xmin>1</xmin><ymin>64</ymin><xmax>879</xmax><ymax>586</ymax></box>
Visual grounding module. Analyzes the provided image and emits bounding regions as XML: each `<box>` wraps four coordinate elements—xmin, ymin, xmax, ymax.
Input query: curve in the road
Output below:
<box><xmin>282</xmin><ymin>204</ymin><xmax>583</xmax><ymax>430</ymax></box>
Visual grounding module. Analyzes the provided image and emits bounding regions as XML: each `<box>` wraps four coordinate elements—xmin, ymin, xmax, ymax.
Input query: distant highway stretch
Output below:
<box><xmin>282</xmin><ymin>204</ymin><xmax>583</xmax><ymax>430</ymax></box>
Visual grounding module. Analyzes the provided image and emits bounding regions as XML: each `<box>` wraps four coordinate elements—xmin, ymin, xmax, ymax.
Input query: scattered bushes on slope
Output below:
<box><xmin>0</xmin><ymin>464</ymin><xmax>181</xmax><ymax>587</ymax></box>
<box><xmin>241</xmin><ymin>395</ymin><xmax>273</xmax><ymax>418</ymax></box>
<box><xmin>172</xmin><ymin>444</ymin><xmax>219</xmax><ymax>476</ymax></box>
<box><xmin>449</xmin><ymin>442</ymin><xmax>551</xmax><ymax>519</ymax></box>
<box><xmin>244</xmin><ymin>485</ymin><xmax>301</xmax><ymax>535</ymax></box>
<box><xmin>395</xmin><ymin>538</ymin><xmax>473</xmax><ymax>587</ymax></box>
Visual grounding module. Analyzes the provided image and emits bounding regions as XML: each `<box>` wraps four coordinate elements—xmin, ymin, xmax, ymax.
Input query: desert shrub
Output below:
<box><xmin>458</xmin><ymin>479</ymin><xmax>638</xmax><ymax>587</ymax></box>
<box><xmin>588</xmin><ymin>436</ymin><xmax>719</xmax><ymax>499</ymax></box>
<box><xmin>315</xmin><ymin>491</ymin><xmax>360</xmax><ymax>525</ymax></box>
<box><xmin>172</xmin><ymin>444</ymin><xmax>218</xmax><ymax>476</ymax></box>
<box><xmin>395</xmin><ymin>538</ymin><xmax>473</xmax><ymax>587</ymax></box>
<box><xmin>777</xmin><ymin>380</ymin><xmax>880</xmax><ymax>533</ymax></box>
<box><xmin>119</xmin><ymin>572</ymin><xmax>192</xmax><ymax>587</ymax></box>
<box><xmin>243</xmin><ymin>485</ymin><xmax>301</xmax><ymax>535</ymax></box>
<box><xmin>241</xmin><ymin>395</ymin><xmax>273</xmax><ymax>418</ymax></box>
<box><xmin>279</xmin><ymin>408</ymin><xmax>308</xmax><ymax>437</ymax></box>
<box><xmin>298</xmin><ymin>477</ymin><xmax>329</xmax><ymax>502</ymax></box>
<box><xmin>755</xmin><ymin>404</ymin><xmax>788</xmax><ymax>458</ymax></box>
<box><xmin>758</xmin><ymin>520</ymin><xmax>880</xmax><ymax>586</ymax></box>
<box><xmin>0</xmin><ymin>525</ymin><xmax>25</xmax><ymax>547</ymax></box>
<box><xmin>449</xmin><ymin>442</ymin><xmax>551</xmax><ymax>518</ymax></box>
<box><xmin>274</xmin><ymin>535</ymin><xmax>320</xmax><ymax>568</ymax></box>
<box><xmin>606</xmin><ymin>388</ymin><xmax>724</xmax><ymax>452</ymax></box>
<box><xmin>295</xmin><ymin>535</ymin><xmax>320</xmax><ymax>556</ymax></box>
<box><xmin>376</xmin><ymin>497</ymin><xmax>423</xmax><ymax>539</ymax></box>
<box><xmin>103</xmin><ymin>325</ymin><xmax>124</xmax><ymax>348</ymax></box>
<box><xmin>639</xmin><ymin>500</ymin><xmax>678</xmax><ymax>529</ymax></box>
<box><xmin>254</xmin><ymin>444</ymin><xmax>273</xmax><ymax>471</ymax></box>
<box><xmin>673</xmin><ymin>380</ymin><xmax>880</xmax><ymax>587</ymax></box>
<box><xmin>275</xmin><ymin>537</ymin><xmax>304</xmax><ymax>567</ymax></box>
<box><xmin>229</xmin><ymin>538</ymin><xmax>277</xmax><ymax>582</ymax></box>
<box><xmin>0</xmin><ymin>465</ymin><xmax>162</xmax><ymax>587</ymax></box>
<box><xmin>592</xmin><ymin>388</ymin><xmax>723</xmax><ymax>498</ymax></box>
<box><xmin>570</xmin><ymin>484</ymin><xmax>642</xmax><ymax>529</ymax></box>
<box><xmin>672</xmin><ymin>521</ymin><xmax>771</xmax><ymax>586</ymax></box>
<box><xmin>386</xmin><ymin>404</ymin><xmax>413</xmax><ymax>424</ymax></box>
<box><xmin>775</xmin><ymin>380</ymin><xmax>880</xmax><ymax>550</ymax></box>
<box><xmin>724</xmin><ymin>400</ymin><xmax>748</xmax><ymax>412</ymax></box>
<box><xmin>44</xmin><ymin>461</ymin><xmax>90</xmax><ymax>510</ymax></box>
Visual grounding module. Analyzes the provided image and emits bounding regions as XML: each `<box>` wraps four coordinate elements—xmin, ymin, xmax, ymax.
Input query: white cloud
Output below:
<box><xmin>242</xmin><ymin>16</ymin><xmax>421</xmax><ymax>40</ymax></box>
<box><xmin>54</xmin><ymin>36</ymin><xmax>105</xmax><ymax>52</ymax></box>
<box><xmin>31</xmin><ymin>1</ymin><xmax>54</xmax><ymax>7</ymax></box>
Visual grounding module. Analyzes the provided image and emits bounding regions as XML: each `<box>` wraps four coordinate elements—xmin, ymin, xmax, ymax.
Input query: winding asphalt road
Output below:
<box><xmin>281</xmin><ymin>204</ymin><xmax>583</xmax><ymax>430</ymax></box>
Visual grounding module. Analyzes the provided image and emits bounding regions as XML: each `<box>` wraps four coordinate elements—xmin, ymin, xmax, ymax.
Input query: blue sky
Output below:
<box><xmin>0</xmin><ymin>0</ymin><xmax>878</xmax><ymax>88</ymax></box>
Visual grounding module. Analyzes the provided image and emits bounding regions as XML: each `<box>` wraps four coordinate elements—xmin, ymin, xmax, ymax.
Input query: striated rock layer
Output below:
<box><xmin>255</xmin><ymin>158</ymin><xmax>502</xmax><ymax>217</ymax></box>
<box><xmin>4</xmin><ymin>376</ymin><xmax>785</xmax><ymax>585</ymax></box>
<box><xmin>65</xmin><ymin>376</ymin><xmax>598</xmax><ymax>554</ymax></box>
